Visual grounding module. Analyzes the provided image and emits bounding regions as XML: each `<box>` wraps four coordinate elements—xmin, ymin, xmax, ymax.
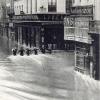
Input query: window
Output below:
<box><xmin>27</xmin><ymin>0</ymin><xmax>28</xmax><ymax>13</ymax></box>
<box><xmin>72</xmin><ymin>0</ymin><xmax>75</xmax><ymax>4</ymax></box>
<box><xmin>66</xmin><ymin>0</ymin><xmax>72</xmax><ymax>13</ymax></box>
<box><xmin>19</xmin><ymin>5</ymin><xmax>21</xmax><ymax>10</ymax></box>
<box><xmin>48</xmin><ymin>0</ymin><xmax>57</xmax><ymax>12</ymax></box>
<box><xmin>22</xmin><ymin>5</ymin><xmax>23</xmax><ymax>11</ymax></box>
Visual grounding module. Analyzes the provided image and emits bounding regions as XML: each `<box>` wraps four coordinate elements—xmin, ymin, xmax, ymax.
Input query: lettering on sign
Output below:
<box><xmin>70</xmin><ymin>5</ymin><xmax>93</xmax><ymax>15</ymax></box>
<box><xmin>13</xmin><ymin>15</ymin><xmax>39</xmax><ymax>21</ymax></box>
<box><xmin>64</xmin><ymin>17</ymin><xmax>75</xmax><ymax>26</ymax></box>
<box><xmin>13</xmin><ymin>14</ymin><xmax>65</xmax><ymax>21</ymax></box>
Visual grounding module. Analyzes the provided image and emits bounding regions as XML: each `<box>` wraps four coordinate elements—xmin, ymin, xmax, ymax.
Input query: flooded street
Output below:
<box><xmin>0</xmin><ymin>53</ymin><xmax>75</xmax><ymax>100</ymax></box>
<box><xmin>0</xmin><ymin>0</ymin><xmax>100</xmax><ymax>99</ymax></box>
<box><xmin>0</xmin><ymin>38</ymin><xmax>100</xmax><ymax>100</ymax></box>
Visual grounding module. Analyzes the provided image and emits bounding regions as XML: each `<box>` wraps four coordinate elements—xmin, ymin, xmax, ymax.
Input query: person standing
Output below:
<box><xmin>26</xmin><ymin>48</ymin><xmax>31</xmax><ymax>56</ymax></box>
<box><xmin>12</xmin><ymin>47</ymin><xmax>17</xmax><ymax>56</ymax></box>
<box><xmin>33</xmin><ymin>47</ymin><xmax>38</xmax><ymax>55</ymax></box>
<box><xmin>19</xmin><ymin>47</ymin><xmax>25</xmax><ymax>56</ymax></box>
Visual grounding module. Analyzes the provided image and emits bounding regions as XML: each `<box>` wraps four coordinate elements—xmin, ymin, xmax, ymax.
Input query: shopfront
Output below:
<box><xmin>64</xmin><ymin>5</ymin><xmax>93</xmax><ymax>74</ymax></box>
<box><xmin>13</xmin><ymin>14</ymin><xmax>65</xmax><ymax>49</ymax></box>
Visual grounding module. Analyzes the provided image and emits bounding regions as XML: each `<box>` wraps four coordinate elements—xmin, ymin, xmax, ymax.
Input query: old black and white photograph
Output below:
<box><xmin>0</xmin><ymin>0</ymin><xmax>100</xmax><ymax>100</ymax></box>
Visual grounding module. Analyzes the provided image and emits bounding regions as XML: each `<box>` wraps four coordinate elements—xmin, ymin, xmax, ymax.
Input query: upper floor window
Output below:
<box><xmin>72</xmin><ymin>0</ymin><xmax>75</xmax><ymax>4</ymax></box>
<box><xmin>66</xmin><ymin>0</ymin><xmax>72</xmax><ymax>13</ymax></box>
<box><xmin>22</xmin><ymin>5</ymin><xmax>23</xmax><ymax>11</ymax></box>
<box><xmin>48</xmin><ymin>0</ymin><xmax>57</xmax><ymax>12</ymax></box>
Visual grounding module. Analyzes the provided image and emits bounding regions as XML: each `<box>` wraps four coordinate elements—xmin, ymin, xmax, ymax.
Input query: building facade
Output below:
<box><xmin>13</xmin><ymin>0</ymin><xmax>66</xmax><ymax>15</ymax></box>
<box><xmin>6</xmin><ymin>0</ymin><xmax>100</xmax><ymax>79</ymax></box>
<box><xmin>6</xmin><ymin>0</ymin><xmax>67</xmax><ymax>50</ymax></box>
<box><xmin>64</xmin><ymin>0</ymin><xmax>100</xmax><ymax>80</ymax></box>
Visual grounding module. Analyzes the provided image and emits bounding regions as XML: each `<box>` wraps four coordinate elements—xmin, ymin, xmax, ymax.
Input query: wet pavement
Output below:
<box><xmin>0</xmin><ymin>37</ymin><xmax>100</xmax><ymax>100</ymax></box>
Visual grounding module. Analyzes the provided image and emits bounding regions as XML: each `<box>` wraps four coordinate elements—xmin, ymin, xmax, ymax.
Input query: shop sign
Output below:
<box><xmin>64</xmin><ymin>17</ymin><xmax>75</xmax><ymax>27</ymax></box>
<box><xmin>64</xmin><ymin>27</ymin><xmax>91</xmax><ymax>44</ymax></box>
<box><xmin>13</xmin><ymin>15</ymin><xmax>39</xmax><ymax>21</ymax></box>
<box><xmin>64</xmin><ymin>16</ymin><xmax>92</xmax><ymax>44</ymax></box>
<box><xmin>13</xmin><ymin>14</ymin><xmax>65</xmax><ymax>21</ymax></box>
<box><xmin>70</xmin><ymin>5</ymin><xmax>93</xmax><ymax>15</ymax></box>
<box><xmin>64</xmin><ymin>27</ymin><xmax>75</xmax><ymax>40</ymax></box>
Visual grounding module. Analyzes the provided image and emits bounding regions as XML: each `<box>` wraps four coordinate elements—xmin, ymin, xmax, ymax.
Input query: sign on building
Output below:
<box><xmin>64</xmin><ymin>16</ymin><xmax>92</xmax><ymax>44</ymax></box>
<box><xmin>64</xmin><ymin>17</ymin><xmax>75</xmax><ymax>40</ymax></box>
<box><xmin>70</xmin><ymin>5</ymin><xmax>93</xmax><ymax>15</ymax></box>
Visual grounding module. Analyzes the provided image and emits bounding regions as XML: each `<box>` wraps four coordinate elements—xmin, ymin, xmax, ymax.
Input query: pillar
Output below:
<box><xmin>90</xmin><ymin>45</ymin><xmax>93</xmax><ymax>77</ymax></box>
<box><xmin>35</xmin><ymin>26</ymin><xmax>40</xmax><ymax>48</ymax></box>
<box><xmin>18</xmin><ymin>26</ymin><xmax>22</xmax><ymax>48</ymax></box>
<box><xmin>99</xmin><ymin>34</ymin><xmax>100</xmax><ymax>80</ymax></box>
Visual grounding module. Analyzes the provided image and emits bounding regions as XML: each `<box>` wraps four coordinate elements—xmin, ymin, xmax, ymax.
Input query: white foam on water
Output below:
<box><xmin>74</xmin><ymin>71</ymin><xmax>100</xmax><ymax>100</ymax></box>
<box><xmin>0</xmin><ymin>85</ymin><xmax>48</xmax><ymax>100</ymax></box>
<box><xmin>29</xmin><ymin>55</ymin><xmax>43</xmax><ymax>65</ymax></box>
<box><xmin>8</xmin><ymin>54</ymin><xmax>43</xmax><ymax>66</ymax></box>
<box><xmin>6</xmin><ymin>55</ymin><xmax>100</xmax><ymax>100</ymax></box>
<box><xmin>0</xmin><ymin>66</ymin><xmax>13</xmax><ymax>78</ymax></box>
<box><xmin>8</xmin><ymin>54</ymin><xmax>54</xmax><ymax>66</ymax></box>
<box><xmin>75</xmin><ymin>71</ymin><xmax>100</xmax><ymax>88</ymax></box>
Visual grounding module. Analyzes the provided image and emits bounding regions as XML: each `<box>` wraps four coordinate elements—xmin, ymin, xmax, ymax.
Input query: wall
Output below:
<box><xmin>95</xmin><ymin>0</ymin><xmax>100</xmax><ymax>20</ymax></box>
<box><xmin>14</xmin><ymin>0</ymin><xmax>27</xmax><ymax>15</ymax></box>
<box><xmin>57</xmin><ymin>0</ymin><xmax>66</xmax><ymax>13</ymax></box>
<box><xmin>72</xmin><ymin>0</ymin><xmax>94</xmax><ymax>6</ymax></box>
<box><xmin>36</xmin><ymin>0</ymin><xmax>48</xmax><ymax>13</ymax></box>
<box><xmin>13</xmin><ymin>0</ymin><xmax>66</xmax><ymax>15</ymax></box>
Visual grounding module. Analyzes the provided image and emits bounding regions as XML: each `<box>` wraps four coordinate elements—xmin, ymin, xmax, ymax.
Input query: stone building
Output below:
<box><xmin>6</xmin><ymin>0</ymin><xmax>100</xmax><ymax>79</ymax></box>
<box><xmin>64</xmin><ymin>0</ymin><xmax>100</xmax><ymax>80</ymax></box>
<box><xmin>6</xmin><ymin>0</ymin><xmax>67</xmax><ymax>50</ymax></box>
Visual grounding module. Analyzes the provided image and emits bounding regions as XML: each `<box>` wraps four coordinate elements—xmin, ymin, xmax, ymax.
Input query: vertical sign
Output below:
<box><xmin>64</xmin><ymin>17</ymin><xmax>75</xmax><ymax>40</ymax></box>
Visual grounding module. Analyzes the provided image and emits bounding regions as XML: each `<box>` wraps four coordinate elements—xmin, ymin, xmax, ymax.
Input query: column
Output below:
<box><xmin>90</xmin><ymin>45</ymin><xmax>93</xmax><ymax>77</ymax></box>
<box><xmin>99</xmin><ymin>34</ymin><xmax>100</xmax><ymax>80</ymax></box>
<box><xmin>18</xmin><ymin>27</ymin><xmax>22</xmax><ymax>47</ymax></box>
<box><xmin>40</xmin><ymin>25</ymin><xmax>45</xmax><ymax>48</ymax></box>
<box><xmin>35</xmin><ymin>27</ymin><xmax>40</xmax><ymax>48</ymax></box>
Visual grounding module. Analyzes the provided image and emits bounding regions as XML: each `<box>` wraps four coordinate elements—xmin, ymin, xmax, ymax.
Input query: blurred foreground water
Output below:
<box><xmin>0</xmin><ymin>37</ymin><xmax>100</xmax><ymax>100</ymax></box>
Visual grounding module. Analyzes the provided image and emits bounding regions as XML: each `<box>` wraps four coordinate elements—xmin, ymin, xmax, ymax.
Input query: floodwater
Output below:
<box><xmin>0</xmin><ymin>37</ymin><xmax>100</xmax><ymax>100</ymax></box>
